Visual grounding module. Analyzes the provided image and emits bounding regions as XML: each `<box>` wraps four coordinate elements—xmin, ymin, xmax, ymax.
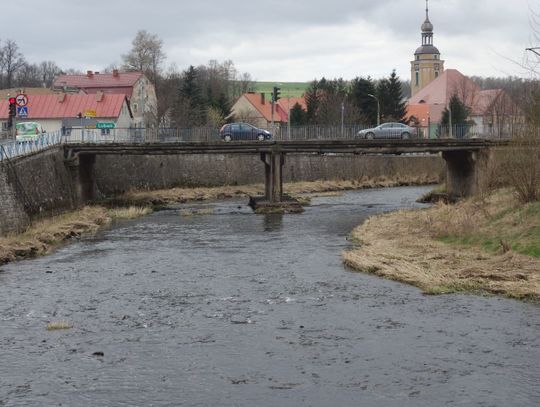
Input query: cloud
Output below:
<box><xmin>2</xmin><ymin>0</ymin><xmax>533</xmax><ymax>81</ymax></box>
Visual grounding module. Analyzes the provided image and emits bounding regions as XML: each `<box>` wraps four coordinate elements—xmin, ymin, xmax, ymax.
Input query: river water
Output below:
<box><xmin>0</xmin><ymin>186</ymin><xmax>539</xmax><ymax>407</ymax></box>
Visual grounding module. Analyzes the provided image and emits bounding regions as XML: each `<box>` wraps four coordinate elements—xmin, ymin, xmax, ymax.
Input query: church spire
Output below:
<box><xmin>421</xmin><ymin>0</ymin><xmax>434</xmax><ymax>45</ymax></box>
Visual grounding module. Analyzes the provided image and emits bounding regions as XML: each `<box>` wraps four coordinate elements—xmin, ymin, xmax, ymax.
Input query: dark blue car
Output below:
<box><xmin>219</xmin><ymin>123</ymin><xmax>272</xmax><ymax>142</ymax></box>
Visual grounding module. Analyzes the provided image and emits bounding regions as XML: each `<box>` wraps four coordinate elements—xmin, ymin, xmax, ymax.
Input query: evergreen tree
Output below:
<box><xmin>349</xmin><ymin>76</ymin><xmax>377</xmax><ymax>125</ymax></box>
<box><xmin>289</xmin><ymin>102</ymin><xmax>308</xmax><ymax>125</ymax></box>
<box><xmin>305</xmin><ymin>80</ymin><xmax>320</xmax><ymax>124</ymax></box>
<box><xmin>441</xmin><ymin>93</ymin><xmax>473</xmax><ymax>138</ymax></box>
<box><xmin>385</xmin><ymin>70</ymin><xmax>407</xmax><ymax>122</ymax></box>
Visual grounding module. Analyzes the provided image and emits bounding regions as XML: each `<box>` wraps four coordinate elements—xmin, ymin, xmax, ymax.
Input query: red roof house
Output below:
<box><xmin>231</xmin><ymin>92</ymin><xmax>306</xmax><ymax>128</ymax></box>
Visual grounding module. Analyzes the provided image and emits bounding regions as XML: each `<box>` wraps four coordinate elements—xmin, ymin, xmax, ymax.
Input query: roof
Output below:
<box><xmin>408</xmin><ymin>69</ymin><xmax>514</xmax><ymax>121</ymax></box>
<box><xmin>277</xmin><ymin>97</ymin><xmax>307</xmax><ymax>112</ymax></box>
<box><xmin>242</xmin><ymin>93</ymin><xmax>290</xmax><ymax>122</ymax></box>
<box><xmin>0</xmin><ymin>88</ymin><xmax>56</xmax><ymax>100</ymax></box>
<box><xmin>0</xmin><ymin>93</ymin><xmax>129</xmax><ymax>120</ymax></box>
<box><xmin>53</xmin><ymin>71</ymin><xmax>144</xmax><ymax>89</ymax></box>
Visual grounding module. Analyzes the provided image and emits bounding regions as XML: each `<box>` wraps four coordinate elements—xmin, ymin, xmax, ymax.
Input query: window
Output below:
<box><xmin>416</xmin><ymin>55</ymin><xmax>420</xmax><ymax>61</ymax></box>
<box><xmin>434</xmin><ymin>55</ymin><xmax>438</xmax><ymax>60</ymax></box>
<box><xmin>101</xmin><ymin>128</ymin><xmax>111</xmax><ymax>135</ymax></box>
<box><xmin>415</xmin><ymin>72</ymin><xmax>419</xmax><ymax>86</ymax></box>
<box><xmin>435</xmin><ymin>71</ymin><xmax>439</xmax><ymax>78</ymax></box>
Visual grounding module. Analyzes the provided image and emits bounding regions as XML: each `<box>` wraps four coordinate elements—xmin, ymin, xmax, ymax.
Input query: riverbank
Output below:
<box><xmin>0</xmin><ymin>177</ymin><xmax>437</xmax><ymax>266</ymax></box>
<box><xmin>0</xmin><ymin>206</ymin><xmax>152</xmax><ymax>264</ymax></box>
<box><xmin>343</xmin><ymin>189</ymin><xmax>540</xmax><ymax>302</ymax></box>
<box><xmin>113</xmin><ymin>175</ymin><xmax>437</xmax><ymax>206</ymax></box>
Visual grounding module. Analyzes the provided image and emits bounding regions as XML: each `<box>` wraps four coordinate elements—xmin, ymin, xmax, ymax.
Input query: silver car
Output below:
<box><xmin>357</xmin><ymin>123</ymin><xmax>415</xmax><ymax>139</ymax></box>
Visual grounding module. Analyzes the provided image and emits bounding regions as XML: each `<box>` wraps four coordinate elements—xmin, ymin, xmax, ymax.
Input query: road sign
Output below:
<box><xmin>96</xmin><ymin>122</ymin><xmax>115</xmax><ymax>129</ymax></box>
<box><xmin>17</xmin><ymin>106</ymin><xmax>28</xmax><ymax>117</ymax></box>
<box><xmin>16</xmin><ymin>94</ymin><xmax>28</xmax><ymax>107</ymax></box>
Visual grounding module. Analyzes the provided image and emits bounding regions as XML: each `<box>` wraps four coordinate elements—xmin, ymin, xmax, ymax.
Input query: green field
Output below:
<box><xmin>252</xmin><ymin>82</ymin><xmax>309</xmax><ymax>98</ymax></box>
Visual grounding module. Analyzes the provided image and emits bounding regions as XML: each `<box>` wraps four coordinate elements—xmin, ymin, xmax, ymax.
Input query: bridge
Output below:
<box><xmin>64</xmin><ymin>138</ymin><xmax>502</xmax><ymax>206</ymax></box>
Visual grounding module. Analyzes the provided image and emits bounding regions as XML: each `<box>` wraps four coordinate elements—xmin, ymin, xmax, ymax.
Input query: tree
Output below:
<box><xmin>375</xmin><ymin>70</ymin><xmax>407</xmax><ymax>123</ymax></box>
<box><xmin>349</xmin><ymin>76</ymin><xmax>377</xmax><ymax>125</ymax></box>
<box><xmin>0</xmin><ymin>40</ymin><xmax>26</xmax><ymax>88</ymax></box>
<box><xmin>441</xmin><ymin>93</ymin><xmax>472</xmax><ymax>126</ymax></box>
<box><xmin>289</xmin><ymin>102</ymin><xmax>308</xmax><ymax>125</ymax></box>
<box><xmin>122</xmin><ymin>30</ymin><xmax>166</xmax><ymax>85</ymax></box>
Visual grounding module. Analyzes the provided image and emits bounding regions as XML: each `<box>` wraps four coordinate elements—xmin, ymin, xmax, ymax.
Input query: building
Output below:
<box><xmin>231</xmin><ymin>92</ymin><xmax>306</xmax><ymax>128</ymax></box>
<box><xmin>0</xmin><ymin>92</ymin><xmax>133</xmax><ymax>134</ymax></box>
<box><xmin>53</xmin><ymin>70</ymin><xmax>156</xmax><ymax>126</ymax></box>
<box><xmin>410</xmin><ymin>0</ymin><xmax>445</xmax><ymax>97</ymax></box>
<box><xmin>407</xmin><ymin>69</ymin><xmax>521</xmax><ymax>137</ymax></box>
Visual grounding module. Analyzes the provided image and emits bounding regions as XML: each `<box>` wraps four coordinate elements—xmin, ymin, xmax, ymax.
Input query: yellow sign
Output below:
<box><xmin>84</xmin><ymin>109</ymin><xmax>96</xmax><ymax>118</ymax></box>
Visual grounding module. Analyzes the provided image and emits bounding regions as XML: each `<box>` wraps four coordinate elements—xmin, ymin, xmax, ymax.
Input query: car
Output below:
<box><xmin>357</xmin><ymin>123</ymin><xmax>415</xmax><ymax>139</ymax></box>
<box><xmin>16</xmin><ymin>122</ymin><xmax>45</xmax><ymax>142</ymax></box>
<box><xmin>219</xmin><ymin>123</ymin><xmax>272</xmax><ymax>142</ymax></box>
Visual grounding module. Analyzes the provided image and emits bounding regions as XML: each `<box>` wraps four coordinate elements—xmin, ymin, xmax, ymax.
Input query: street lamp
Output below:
<box><xmin>367</xmin><ymin>94</ymin><xmax>380</xmax><ymax>126</ymax></box>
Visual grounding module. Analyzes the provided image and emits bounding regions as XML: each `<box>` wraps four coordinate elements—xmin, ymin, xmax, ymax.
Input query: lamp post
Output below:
<box><xmin>367</xmin><ymin>94</ymin><xmax>380</xmax><ymax>126</ymax></box>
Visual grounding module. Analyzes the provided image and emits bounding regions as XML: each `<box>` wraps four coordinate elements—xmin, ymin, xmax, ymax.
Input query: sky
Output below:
<box><xmin>3</xmin><ymin>0</ymin><xmax>537</xmax><ymax>82</ymax></box>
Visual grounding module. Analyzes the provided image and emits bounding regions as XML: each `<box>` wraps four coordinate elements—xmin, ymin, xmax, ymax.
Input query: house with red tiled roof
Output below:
<box><xmin>53</xmin><ymin>70</ymin><xmax>156</xmax><ymax>126</ymax></box>
<box><xmin>231</xmin><ymin>92</ymin><xmax>306</xmax><ymax>128</ymax></box>
<box><xmin>0</xmin><ymin>92</ymin><xmax>133</xmax><ymax>134</ymax></box>
<box><xmin>406</xmin><ymin>69</ymin><xmax>521</xmax><ymax>137</ymax></box>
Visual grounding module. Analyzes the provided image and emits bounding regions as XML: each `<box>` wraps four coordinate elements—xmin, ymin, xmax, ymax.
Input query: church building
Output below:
<box><xmin>410</xmin><ymin>0</ymin><xmax>444</xmax><ymax>97</ymax></box>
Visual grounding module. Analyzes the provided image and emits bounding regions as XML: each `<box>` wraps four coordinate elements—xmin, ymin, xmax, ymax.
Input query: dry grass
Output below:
<box><xmin>179</xmin><ymin>208</ymin><xmax>215</xmax><ymax>217</ymax></box>
<box><xmin>108</xmin><ymin>206</ymin><xmax>153</xmax><ymax>219</ymax></box>
<box><xmin>343</xmin><ymin>189</ymin><xmax>540</xmax><ymax>301</ymax></box>
<box><xmin>46</xmin><ymin>321</ymin><xmax>72</xmax><ymax>330</ymax></box>
<box><xmin>0</xmin><ymin>205</ymin><xmax>152</xmax><ymax>265</ymax></box>
<box><xmin>119</xmin><ymin>175</ymin><xmax>438</xmax><ymax>207</ymax></box>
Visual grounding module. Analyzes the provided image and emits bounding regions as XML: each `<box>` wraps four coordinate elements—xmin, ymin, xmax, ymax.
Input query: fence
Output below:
<box><xmin>0</xmin><ymin>123</ymin><xmax>524</xmax><ymax>163</ymax></box>
<box><xmin>0</xmin><ymin>131</ymin><xmax>63</xmax><ymax>163</ymax></box>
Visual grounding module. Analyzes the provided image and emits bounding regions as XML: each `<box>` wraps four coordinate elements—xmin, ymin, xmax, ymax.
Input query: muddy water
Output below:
<box><xmin>0</xmin><ymin>186</ymin><xmax>539</xmax><ymax>407</ymax></box>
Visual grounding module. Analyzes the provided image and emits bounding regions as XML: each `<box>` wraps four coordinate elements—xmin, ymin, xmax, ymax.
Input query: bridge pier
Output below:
<box><xmin>442</xmin><ymin>149</ymin><xmax>491</xmax><ymax>199</ymax></box>
<box><xmin>66</xmin><ymin>153</ymin><xmax>97</xmax><ymax>205</ymax></box>
<box><xmin>262</xmin><ymin>151</ymin><xmax>284</xmax><ymax>202</ymax></box>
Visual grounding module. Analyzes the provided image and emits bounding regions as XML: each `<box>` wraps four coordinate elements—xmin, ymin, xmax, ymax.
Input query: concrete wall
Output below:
<box><xmin>0</xmin><ymin>147</ymin><xmax>77</xmax><ymax>235</ymax></box>
<box><xmin>0</xmin><ymin>148</ymin><xmax>444</xmax><ymax>236</ymax></box>
<box><xmin>94</xmin><ymin>153</ymin><xmax>445</xmax><ymax>195</ymax></box>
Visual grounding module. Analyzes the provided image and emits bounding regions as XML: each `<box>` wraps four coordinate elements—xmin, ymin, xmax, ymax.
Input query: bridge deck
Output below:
<box><xmin>65</xmin><ymin>139</ymin><xmax>503</xmax><ymax>156</ymax></box>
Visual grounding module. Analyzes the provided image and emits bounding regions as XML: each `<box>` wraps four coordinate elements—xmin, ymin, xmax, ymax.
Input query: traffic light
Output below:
<box><xmin>7</xmin><ymin>97</ymin><xmax>16</xmax><ymax>129</ymax></box>
<box><xmin>272</xmin><ymin>86</ymin><xmax>281</xmax><ymax>103</ymax></box>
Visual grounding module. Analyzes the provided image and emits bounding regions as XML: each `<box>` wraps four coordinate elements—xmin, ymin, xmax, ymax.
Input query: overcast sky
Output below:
<box><xmin>4</xmin><ymin>0</ymin><xmax>537</xmax><ymax>82</ymax></box>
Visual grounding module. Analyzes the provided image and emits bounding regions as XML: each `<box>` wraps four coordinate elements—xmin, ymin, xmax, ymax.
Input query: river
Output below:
<box><xmin>0</xmin><ymin>186</ymin><xmax>539</xmax><ymax>407</ymax></box>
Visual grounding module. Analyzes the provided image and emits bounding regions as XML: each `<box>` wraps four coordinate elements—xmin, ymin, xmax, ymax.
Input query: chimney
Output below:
<box><xmin>260</xmin><ymin>93</ymin><xmax>265</xmax><ymax>105</ymax></box>
<box><xmin>87</xmin><ymin>70</ymin><xmax>93</xmax><ymax>78</ymax></box>
<box><xmin>96</xmin><ymin>91</ymin><xmax>104</xmax><ymax>102</ymax></box>
<box><xmin>113</xmin><ymin>69</ymin><xmax>119</xmax><ymax>77</ymax></box>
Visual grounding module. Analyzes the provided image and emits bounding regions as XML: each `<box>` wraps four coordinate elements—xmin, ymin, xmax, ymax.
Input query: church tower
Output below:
<box><xmin>411</xmin><ymin>0</ymin><xmax>444</xmax><ymax>96</ymax></box>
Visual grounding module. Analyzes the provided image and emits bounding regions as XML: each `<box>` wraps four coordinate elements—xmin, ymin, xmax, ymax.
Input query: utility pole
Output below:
<box><xmin>340</xmin><ymin>100</ymin><xmax>345</xmax><ymax>137</ymax></box>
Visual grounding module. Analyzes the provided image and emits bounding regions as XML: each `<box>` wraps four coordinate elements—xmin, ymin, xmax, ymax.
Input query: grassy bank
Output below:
<box><xmin>0</xmin><ymin>206</ymin><xmax>152</xmax><ymax>265</ymax></box>
<box><xmin>343</xmin><ymin>189</ymin><xmax>540</xmax><ymax>301</ymax></box>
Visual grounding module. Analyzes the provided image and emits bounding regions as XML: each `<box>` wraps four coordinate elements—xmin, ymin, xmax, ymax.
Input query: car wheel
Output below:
<box><xmin>224</xmin><ymin>134</ymin><xmax>232</xmax><ymax>142</ymax></box>
<box><xmin>401</xmin><ymin>132</ymin><xmax>410</xmax><ymax>139</ymax></box>
<box><xmin>257</xmin><ymin>134</ymin><xmax>265</xmax><ymax>141</ymax></box>
<box><xmin>366</xmin><ymin>132</ymin><xmax>375</xmax><ymax>140</ymax></box>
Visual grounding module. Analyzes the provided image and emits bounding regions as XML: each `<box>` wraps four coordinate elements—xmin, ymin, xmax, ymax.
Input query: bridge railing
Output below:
<box><xmin>0</xmin><ymin>131</ymin><xmax>63</xmax><ymax>163</ymax></box>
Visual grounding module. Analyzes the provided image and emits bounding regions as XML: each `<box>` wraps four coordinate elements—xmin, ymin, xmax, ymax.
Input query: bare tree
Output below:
<box><xmin>0</xmin><ymin>40</ymin><xmax>26</xmax><ymax>88</ymax></box>
<box><xmin>122</xmin><ymin>30</ymin><xmax>166</xmax><ymax>86</ymax></box>
<box><xmin>39</xmin><ymin>61</ymin><xmax>62</xmax><ymax>87</ymax></box>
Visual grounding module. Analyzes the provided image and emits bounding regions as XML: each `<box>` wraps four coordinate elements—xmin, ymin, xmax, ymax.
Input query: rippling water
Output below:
<box><xmin>0</xmin><ymin>186</ymin><xmax>539</xmax><ymax>407</ymax></box>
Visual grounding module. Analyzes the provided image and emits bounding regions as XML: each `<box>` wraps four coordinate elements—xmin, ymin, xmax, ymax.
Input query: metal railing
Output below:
<box><xmin>0</xmin><ymin>123</ymin><xmax>524</xmax><ymax>162</ymax></box>
<box><xmin>0</xmin><ymin>131</ymin><xmax>63</xmax><ymax>162</ymax></box>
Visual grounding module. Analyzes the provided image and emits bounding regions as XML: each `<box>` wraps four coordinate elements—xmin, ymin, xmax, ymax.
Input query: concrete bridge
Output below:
<box><xmin>64</xmin><ymin>138</ymin><xmax>502</xmax><ymax>206</ymax></box>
